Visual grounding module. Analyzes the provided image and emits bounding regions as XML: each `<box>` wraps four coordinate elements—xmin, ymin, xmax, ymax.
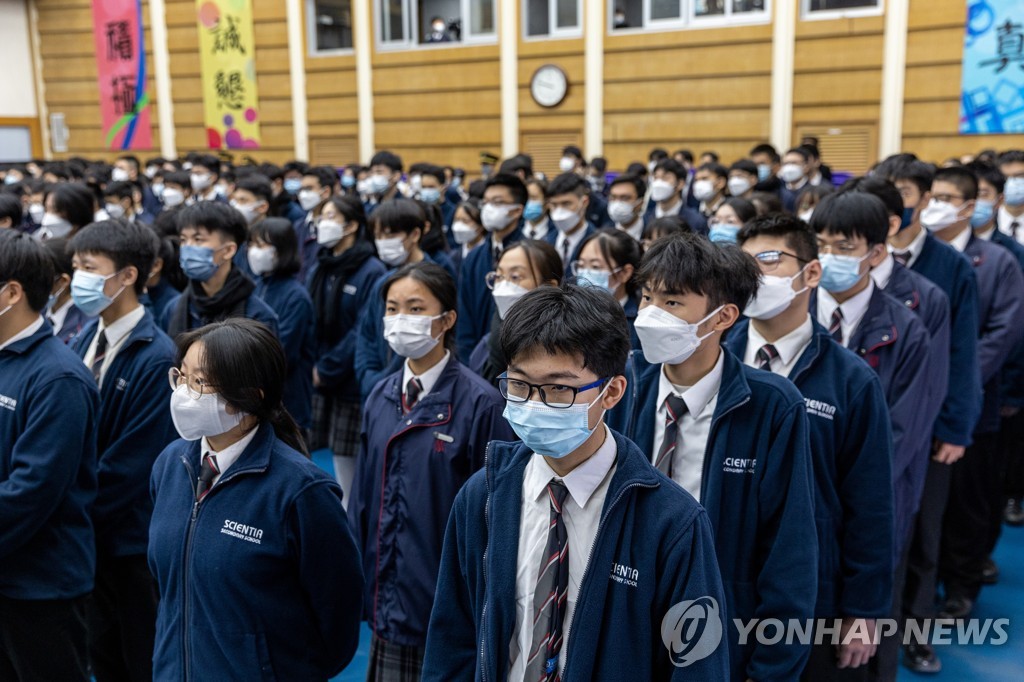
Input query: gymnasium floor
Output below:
<box><xmin>313</xmin><ymin>449</ymin><xmax>1024</xmax><ymax>681</ymax></box>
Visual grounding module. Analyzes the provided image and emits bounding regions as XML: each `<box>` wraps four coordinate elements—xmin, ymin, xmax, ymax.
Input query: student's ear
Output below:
<box><xmin>441</xmin><ymin>308</ymin><xmax>457</xmax><ymax>333</ymax></box>
<box><xmin>599</xmin><ymin>375</ymin><xmax>628</xmax><ymax>411</ymax></box>
<box><xmin>222</xmin><ymin>241</ymin><xmax>239</xmax><ymax>261</ymax></box>
<box><xmin>1</xmin><ymin>280</ymin><xmax>23</xmax><ymax>307</ymax></box>
<box><xmin>579</xmin><ymin>193</ymin><xmax>590</xmax><ymax>213</ymax></box>
<box><xmin>120</xmin><ymin>266</ymin><xmax>139</xmax><ymax>290</ymax></box>
<box><xmin>619</xmin><ymin>263</ymin><xmax>635</xmax><ymax>283</ymax></box>
<box><xmin>53</xmin><ymin>273</ymin><xmax>71</xmax><ymax>294</ymax></box>
<box><xmin>887</xmin><ymin>214</ymin><xmax>901</xmax><ymax>239</ymax></box>
<box><xmin>802</xmin><ymin>259</ymin><xmax>822</xmax><ymax>289</ymax></box>
<box><xmin>0</xmin><ymin>217</ymin><xmax>11</xmax><ymax>229</ymax></box>
<box><xmin>711</xmin><ymin>304</ymin><xmax>740</xmax><ymax>333</ymax></box>
<box><xmin>866</xmin><ymin>243</ymin><xmax>888</xmax><ymax>268</ymax></box>
<box><xmin>408</xmin><ymin>227</ymin><xmax>422</xmax><ymax>245</ymax></box>
<box><xmin>257</xmin><ymin>200</ymin><xmax>269</xmax><ymax>218</ymax></box>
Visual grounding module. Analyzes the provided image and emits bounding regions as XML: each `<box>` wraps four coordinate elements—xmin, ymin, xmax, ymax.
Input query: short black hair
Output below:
<box><xmin>234</xmin><ymin>173</ymin><xmax>273</xmax><ymax>204</ymax></box>
<box><xmin>719</xmin><ymin>197</ymin><xmax>757</xmax><ymax>224</ymax></box>
<box><xmin>891</xmin><ymin>160</ymin><xmax>935</xmax><ymax>195</ymax></box>
<box><xmin>303</xmin><ymin>165</ymin><xmax>338</xmax><ymax>191</ymax></box>
<box><xmin>590</xmin><ymin>157</ymin><xmax>607</xmax><ymax>174</ymax></box>
<box><xmin>609</xmin><ymin>174</ymin><xmax>646</xmax><ymax>198</ymax></box>
<box><xmin>419</xmin><ymin>164</ymin><xmax>446</xmax><ymax>185</ymax></box>
<box><xmin>997</xmin><ymin>150</ymin><xmax>1024</xmax><ymax>167</ymax></box>
<box><xmin>839</xmin><ymin>175</ymin><xmax>904</xmax><ymax>217</ymax></box>
<box><xmin>673</xmin><ymin>149</ymin><xmax>694</xmax><ymax>164</ymax></box>
<box><xmin>798</xmin><ymin>144</ymin><xmax>820</xmax><ymax>161</ymax></box>
<box><xmin>483</xmin><ymin>173</ymin><xmax>528</xmax><ymax>206</ymax></box>
<box><xmin>381</xmin><ymin>261</ymin><xmax>457</xmax><ymax>351</ymax></box>
<box><xmin>44</xmin><ymin>237</ymin><xmax>74</xmax><ymax>276</ymax></box>
<box><xmin>0</xmin><ymin>230</ymin><xmax>55</xmax><ymax>311</ymax></box>
<box><xmin>116</xmin><ymin>154</ymin><xmax>140</xmax><ymax>172</ymax></box>
<box><xmin>738</xmin><ymin>212</ymin><xmax>818</xmax><ymax>262</ymax></box>
<box><xmin>250</xmin><ymin>217</ymin><xmax>301</xmax><ymax>277</ymax></box>
<box><xmin>371</xmin><ymin>197</ymin><xmax>426</xmax><ymax>237</ymax></box>
<box><xmin>69</xmin><ymin>219</ymin><xmax>159</xmax><ymax>294</ymax></box>
<box><xmin>103</xmin><ymin>180</ymin><xmax>134</xmax><ymax>201</ymax></box>
<box><xmin>933</xmin><ymin>165</ymin><xmax>979</xmax><ymax>201</ymax></box>
<box><xmin>697</xmin><ymin>162</ymin><xmax>728</xmax><ymax>180</ymax></box>
<box><xmin>282</xmin><ymin>160</ymin><xmax>309</xmax><ymax>176</ymax></box>
<box><xmin>525</xmin><ymin>176</ymin><xmax>548</xmax><ymax>198</ymax></box>
<box><xmin>966</xmin><ymin>160</ymin><xmax>1005</xmax><ymax>194</ymax></box>
<box><xmin>700</xmin><ymin>151</ymin><xmax>720</xmax><ymax>163</ymax></box>
<box><xmin>0</xmin><ymin>194</ymin><xmax>23</xmax><ymax>225</ymax></box>
<box><xmin>191</xmin><ymin>154</ymin><xmax>221</xmax><ymax>177</ymax></box>
<box><xmin>48</xmin><ymin>183</ymin><xmax>96</xmax><ymax>230</ymax></box>
<box><xmin>729</xmin><ymin>159</ymin><xmax>758</xmax><ymax>176</ymax></box>
<box><xmin>547</xmin><ymin>172</ymin><xmax>589</xmax><ymax>198</ymax></box>
<box><xmin>369</xmin><ymin>151</ymin><xmax>403</xmax><ymax>173</ymax></box>
<box><xmin>177</xmin><ymin>201</ymin><xmax>248</xmax><ymax>245</ymax></box>
<box><xmin>809</xmin><ymin>192</ymin><xmax>889</xmax><ymax>246</ymax></box>
<box><xmin>750</xmin><ymin>143</ymin><xmax>780</xmax><ymax>163</ymax></box>
<box><xmin>645</xmin><ymin>215</ymin><xmax>692</xmax><ymax>240</ymax></box>
<box><xmin>654</xmin><ymin>158</ymin><xmax>686</xmax><ymax>183</ymax></box>
<box><xmin>649</xmin><ymin>147</ymin><xmax>669</xmax><ymax>162</ymax></box>
<box><xmin>164</xmin><ymin>170</ymin><xmax>191</xmax><ymax>189</ymax></box>
<box><xmin>562</xmin><ymin>145</ymin><xmax>584</xmax><ymax>161</ymax></box>
<box><xmin>626</xmin><ymin>162</ymin><xmax>648</xmax><ymax>178</ymax></box>
<box><xmin>637</xmin><ymin>231</ymin><xmax>759</xmax><ymax>311</ymax></box>
<box><xmin>500</xmin><ymin>282</ymin><xmax>631</xmax><ymax>379</ymax></box>
<box><xmin>499</xmin><ymin>154</ymin><xmax>533</xmax><ymax>177</ymax></box>
<box><xmin>750</xmin><ymin>191</ymin><xmax>783</xmax><ymax>216</ymax></box>
<box><xmin>785</xmin><ymin>147</ymin><xmax>810</xmax><ymax>162</ymax></box>
<box><xmin>326</xmin><ymin>194</ymin><xmax>369</xmax><ymax>234</ymax></box>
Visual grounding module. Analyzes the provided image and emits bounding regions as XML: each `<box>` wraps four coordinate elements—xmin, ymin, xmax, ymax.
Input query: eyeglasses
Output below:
<box><xmin>752</xmin><ymin>249</ymin><xmax>807</xmax><ymax>272</ymax></box>
<box><xmin>485</xmin><ymin>271</ymin><xmax>530</xmax><ymax>289</ymax></box>
<box><xmin>168</xmin><ymin>367</ymin><xmax>217</xmax><ymax>400</ymax></box>
<box><xmin>931</xmin><ymin>193</ymin><xmax>965</xmax><ymax>204</ymax></box>
<box><xmin>496</xmin><ymin>373</ymin><xmax>607</xmax><ymax>409</ymax></box>
<box><xmin>570</xmin><ymin>261</ymin><xmax>621</xmax><ymax>276</ymax></box>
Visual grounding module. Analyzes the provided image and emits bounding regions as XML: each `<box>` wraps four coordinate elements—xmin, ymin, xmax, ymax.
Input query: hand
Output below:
<box><xmin>933</xmin><ymin>441</ymin><xmax>966</xmax><ymax>464</ymax></box>
<box><xmin>837</xmin><ymin>618</ymin><xmax>877</xmax><ymax>669</ymax></box>
<box><xmin>313</xmin><ymin>367</ymin><xmax>321</xmax><ymax>388</ymax></box>
<box><xmin>1001</xmin><ymin>405</ymin><xmax>1020</xmax><ymax>418</ymax></box>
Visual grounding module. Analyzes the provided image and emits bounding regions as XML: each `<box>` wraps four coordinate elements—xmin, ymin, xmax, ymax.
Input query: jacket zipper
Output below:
<box><xmin>699</xmin><ymin>395</ymin><xmax>751</xmax><ymax>500</ymax></box>
<box><xmin>178</xmin><ymin>455</ymin><xmax>267</xmax><ymax>681</ymax></box>
<box><xmin>479</xmin><ymin>441</ymin><xmax>492</xmax><ymax>682</ymax></box>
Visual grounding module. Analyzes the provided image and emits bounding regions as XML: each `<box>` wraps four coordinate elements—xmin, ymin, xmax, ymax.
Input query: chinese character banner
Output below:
<box><xmin>91</xmin><ymin>0</ymin><xmax>153</xmax><ymax>150</ymax></box>
<box><xmin>960</xmin><ymin>0</ymin><xmax>1024</xmax><ymax>134</ymax></box>
<box><xmin>196</xmin><ymin>0</ymin><xmax>260</xmax><ymax>149</ymax></box>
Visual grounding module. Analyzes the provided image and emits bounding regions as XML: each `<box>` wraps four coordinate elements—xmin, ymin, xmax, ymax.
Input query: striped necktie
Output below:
<box><xmin>829</xmin><ymin>308</ymin><xmax>844</xmax><ymax>343</ymax></box>
<box><xmin>655</xmin><ymin>395</ymin><xmax>688</xmax><ymax>478</ymax></box>
<box><xmin>196</xmin><ymin>453</ymin><xmax>220</xmax><ymax>502</ymax></box>
<box><xmin>756</xmin><ymin>343</ymin><xmax>779</xmax><ymax>371</ymax></box>
<box><xmin>90</xmin><ymin>330</ymin><xmax>108</xmax><ymax>384</ymax></box>
<box><xmin>525</xmin><ymin>481</ymin><xmax>571</xmax><ymax>682</ymax></box>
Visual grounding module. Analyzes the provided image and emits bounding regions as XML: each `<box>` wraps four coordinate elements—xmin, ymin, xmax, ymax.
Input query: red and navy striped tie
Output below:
<box><xmin>829</xmin><ymin>308</ymin><xmax>844</xmax><ymax>344</ymax></box>
<box><xmin>196</xmin><ymin>453</ymin><xmax>220</xmax><ymax>502</ymax></box>
<box><xmin>654</xmin><ymin>395</ymin><xmax>688</xmax><ymax>478</ymax></box>
<box><xmin>525</xmin><ymin>481</ymin><xmax>570</xmax><ymax>682</ymax></box>
<box><xmin>756</xmin><ymin>343</ymin><xmax>779</xmax><ymax>371</ymax></box>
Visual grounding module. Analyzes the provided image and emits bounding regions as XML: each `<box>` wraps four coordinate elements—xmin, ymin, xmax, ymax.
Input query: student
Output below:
<box><xmin>729</xmin><ymin>213</ymin><xmax>893</xmax><ymax>679</ymax></box>
<box><xmin>449</xmin><ymin>198</ymin><xmax>485</xmax><ymax>278</ymax></box>
<box><xmin>37</xmin><ymin>182</ymin><xmax>95</xmax><ymax>240</ymax></box>
<box><xmin>471</xmin><ymin>239</ymin><xmax>563</xmax><ymax>381</ymax></box>
<box><xmin>307</xmin><ymin>195</ymin><xmax>385</xmax><ymax>501</ymax></box>
<box><xmin>796</xmin><ymin>184</ymin><xmax>835</xmax><ymax>223</ymax></box>
<box><xmin>558</xmin><ymin>145</ymin><xmax>611</xmax><ymax>227</ymax></box>
<box><xmin>642</xmin><ymin>214</ymin><xmax>694</xmax><ymax>250</ymax></box>
<box><xmin>750</xmin><ymin>143</ymin><xmax>783</xmax><ymax>195</ymax></box>
<box><xmin>924</xmin><ymin>167</ymin><xmax>1024</xmax><ymax>620</ymax></box>
<box><xmin>293</xmin><ymin>165</ymin><xmax>337</xmax><ymax>281</ymax></box>
<box><xmin>0</xmin><ymin>193</ymin><xmax>23</xmax><ymax>230</ymax></box>
<box><xmin>188</xmin><ymin>154</ymin><xmax>225</xmax><ymax>203</ymax></box>
<box><xmin>141</xmin><ymin>227</ymin><xmax>186</xmax><ymax>317</ymax></box>
<box><xmin>607</xmin><ymin>174</ymin><xmax>646</xmax><ymax>242</ymax></box>
<box><xmin>751</xmin><ymin>190</ymin><xmax>785</xmax><ymax>217</ymax></box>
<box><xmin>65</xmin><ymin>220</ymin><xmax>176</xmax><ymax>681</ymax></box>
<box><xmin>995</xmin><ymin>150</ymin><xmax>1024</xmax><ymax>240</ymax></box>
<box><xmin>727</xmin><ymin>159</ymin><xmax>758</xmax><ymax>199</ymax></box>
<box><xmin>522</xmin><ymin>177</ymin><xmax>550</xmax><ymax>241</ymax></box>
<box><xmin>573</xmin><ymin>228</ymin><xmax>642</xmax><ymax>348</ymax></box>
<box><xmin>419</xmin><ymin>163</ymin><xmax>456</xmax><ymax>229</ymax></box>
<box><xmin>422</xmin><ymin>283</ymin><xmax>729</xmax><ymax>681</ymax></box>
<box><xmin>248</xmin><ymin>217</ymin><xmax>316</xmax><ymax>432</ymax></box>
<box><xmin>0</xmin><ymin>230</ymin><xmax>99</xmax><ymax>681</ymax></box>
<box><xmin>102</xmin><ymin>181</ymin><xmax>141</xmax><ymax>225</ymax></box>
<box><xmin>780</xmin><ymin>147</ymin><xmax>813</xmax><ymax>213</ymax></box>
<box><xmin>708</xmin><ymin>197</ymin><xmax>757</xmax><ymax>244</ymax></box>
<box><xmin>644</xmin><ymin>158</ymin><xmax>707</xmax><ymax>233</ymax></box>
<box><xmin>365</xmin><ymin>150</ymin><xmax>406</xmax><ymax>212</ymax></box>
<box><xmin>456</xmin><ymin>173</ymin><xmax>526</xmax><ymax>359</ymax></box>
<box><xmin>615</xmin><ymin>233</ymin><xmax>817</xmax><ymax>680</ymax></box>
<box><xmin>43</xmin><ymin>237</ymin><xmax>94</xmax><ymax>343</ymax></box>
<box><xmin>693</xmin><ymin>162</ymin><xmax>729</xmax><ymax>218</ymax></box>
<box><xmin>349</xmin><ymin>262</ymin><xmax>513</xmax><ymax>681</ymax></box>
<box><xmin>158</xmin><ymin>171</ymin><xmax>190</xmax><ymax>211</ymax></box>
<box><xmin>416</xmin><ymin>199</ymin><xmax>458</xmax><ymax>282</ymax></box>
<box><xmin>149</xmin><ymin>319</ymin><xmax>363</xmax><ymax>680</ymax></box>
<box><xmin>162</xmin><ymin>202</ymin><xmax>279</xmax><ymax>338</ymax></box>
<box><xmin>544</xmin><ymin>172</ymin><xmax>596</xmax><ymax>278</ymax></box>
<box><xmin>229</xmin><ymin>173</ymin><xmax>273</xmax><ymax>279</ymax></box>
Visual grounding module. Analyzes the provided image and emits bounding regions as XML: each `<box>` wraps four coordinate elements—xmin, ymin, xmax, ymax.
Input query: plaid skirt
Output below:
<box><xmin>366</xmin><ymin>633</ymin><xmax>424</xmax><ymax>682</ymax></box>
<box><xmin>309</xmin><ymin>393</ymin><xmax>362</xmax><ymax>458</ymax></box>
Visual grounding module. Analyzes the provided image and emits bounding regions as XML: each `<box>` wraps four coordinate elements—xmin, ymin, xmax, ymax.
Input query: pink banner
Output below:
<box><xmin>91</xmin><ymin>0</ymin><xmax>153</xmax><ymax>150</ymax></box>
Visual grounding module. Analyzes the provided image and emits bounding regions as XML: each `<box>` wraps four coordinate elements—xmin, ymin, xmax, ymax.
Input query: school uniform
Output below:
<box><xmin>71</xmin><ymin>307</ymin><xmax>176</xmax><ymax>681</ymax></box>
<box><xmin>545</xmin><ymin>221</ymin><xmax>596</xmax><ymax>279</ymax></box>
<box><xmin>623</xmin><ymin>294</ymin><xmax>642</xmax><ymax>350</ymax></box>
<box><xmin>348</xmin><ymin>355</ymin><xmax>514</xmax><ymax>679</ymax></box>
<box><xmin>49</xmin><ymin>297</ymin><xmax>93</xmax><ymax>344</ymax></box>
<box><xmin>456</xmin><ymin>225</ymin><xmax>524</xmax><ymax>359</ymax></box>
<box><xmin>427</xmin><ymin>247</ymin><xmax>459</xmax><ymax>283</ymax></box>
<box><xmin>780</xmin><ymin>179</ymin><xmax>809</xmax><ymax>213</ymax></box>
<box><xmin>292</xmin><ymin>211</ymin><xmax>320</xmax><ymax>283</ymax></box>
<box><xmin>940</xmin><ymin>232</ymin><xmax>1024</xmax><ymax>604</ymax></box>
<box><xmin>586</xmin><ymin>190</ymin><xmax>612</xmax><ymax>228</ymax></box>
<box><xmin>995</xmin><ymin>204</ymin><xmax>1024</xmax><ymax>243</ymax></box>
<box><xmin>642</xmin><ymin>197</ymin><xmax>709</xmax><ymax>235</ymax></box>
<box><xmin>141</xmin><ymin>278</ymin><xmax>181</xmax><ymax>321</ymax></box>
<box><xmin>617</xmin><ymin>217</ymin><xmax>645</xmax><ymax>242</ymax></box>
<box><xmin>521</xmin><ymin>216</ymin><xmax>551</xmax><ymax>241</ymax></box>
<box><xmin>0</xmin><ymin>318</ymin><xmax>99</xmax><ymax>680</ymax></box>
<box><xmin>421</xmin><ymin>429</ymin><xmax>730</xmax><ymax>681</ymax></box>
<box><xmin>255</xmin><ymin>275</ymin><xmax>317</xmax><ymax>430</ymax></box>
<box><xmin>612</xmin><ymin>346</ymin><xmax>817</xmax><ymax>681</ymax></box>
<box><xmin>161</xmin><ymin>269</ymin><xmax>280</xmax><ymax>339</ymax></box>
<box><xmin>148</xmin><ymin>424</ymin><xmax>363</xmax><ymax>681</ymax></box>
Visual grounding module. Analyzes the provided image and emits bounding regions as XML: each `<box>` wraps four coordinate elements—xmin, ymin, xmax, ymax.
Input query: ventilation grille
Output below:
<box><xmin>310</xmin><ymin>137</ymin><xmax>358</xmax><ymax>166</ymax></box>
<box><xmin>520</xmin><ymin>131</ymin><xmax>583</xmax><ymax>178</ymax></box>
<box><xmin>794</xmin><ymin>125</ymin><xmax>876</xmax><ymax>175</ymax></box>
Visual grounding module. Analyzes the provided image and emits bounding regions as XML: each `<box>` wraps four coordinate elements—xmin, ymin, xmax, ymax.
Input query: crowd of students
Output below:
<box><xmin>0</xmin><ymin>141</ymin><xmax>1023</xmax><ymax>682</ymax></box>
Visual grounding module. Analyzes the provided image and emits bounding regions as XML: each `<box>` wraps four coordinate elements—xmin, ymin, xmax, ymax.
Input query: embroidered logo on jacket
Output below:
<box><xmin>221</xmin><ymin>519</ymin><xmax>263</xmax><ymax>544</ymax></box>
<box><xmin>609</xmin><ymin>562</ymin><xmax>639</xmax><ymax>588</ymax></box>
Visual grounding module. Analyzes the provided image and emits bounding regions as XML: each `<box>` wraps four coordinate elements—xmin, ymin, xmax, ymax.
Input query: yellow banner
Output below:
<box><xmin>196</xmin><ymin>0</ymin><xmax>260</xmax><ymax>149</ymax></box>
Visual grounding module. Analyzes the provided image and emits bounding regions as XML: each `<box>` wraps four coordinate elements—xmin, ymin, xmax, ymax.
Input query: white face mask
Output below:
<box><xmin>634</xmin><ymin>304</ymin><xmax>724</xmax><ymax>365</ymax></box>
<box><xmin>190</xmin><ymin>173</ymin><xmax>213</xmax><ymax>192</ymax></box>
<box><xmin>743</xmin><ymin>267</ymin><xmax>808</xmax><ymax>321</ymax></box>
<box><xmin>550</xmin><ymin>206</ymin><xmax>581</xmax><ymax>233</ymax></box>
<box><xmin>0</xmin><ymin>283</ymin><xmax>11</xmax><ymax>318</ymax></box>
<box><xmin>798</xmin><ymin>208</ymin><xmax>814</xmax><ymax>223</ymax></box>
<box><xmin>728</xmin><ymin>176</ymin><xmax>752</xmax><ymax>197</ymax></box>
<box><xmin>559</xmin><ymin>156</ymin><xmax>576</xmax><ymax>172</ymax></box>
<box><xmin>650</xmin><ymin>179</ymin><xmax>677</xmax><ymax>203</ymax></box>
<box><xmin>607</xmin><ymin>200</ymin><xmax>638</xmax><ymax>226</ymax></box>
<box><xmin>247</xmin><ymin>245</ymin><xmax>277</xmax><ymax>276</ymax></box>
<box><xmin>111</xmin><ymin>167</ymin><xmax>131</xmax><ymax>182</ymax></box>
<box><xmin>230</xmin><ymin>200</ymin><xmax>262</xmax><ymax>225</ymax></box>
<box><xmin>919</xmin><ymin>198</ymin><xmax>966</xmax><ymax>233</ymax></box>
<box><xmin>692</xmin><ymin>179</ymin><xmax>717</xmax><ymax>202</ymax></box>
<box><xmin>451</xmin><ymin>220</ymin><xmax>479</xmax><ymax>245</ymax></box>
<box><xmin>375</xmin><ymin>236</ymin><xmax>408</xmax><ymax>266</ymax></box>
<box><xmin>162</xmin><ymin>188</ymin><xmax>185</xmax><ymax>208</ymax></box>
<box><xmin>169</xmin><ymin>384</ymin><xmax>245</xmax><ymax>441</ymax></box>
<box><xmin>383</xmin><ymin>313</ymin><xmax>445</xmax><ymax>359</ymax></box>
<box><xmin>298</xmin><ymin>189</ymin><xmax>322</xmax><ymax>211</ymax></box>
<box><xmin>780</xmin><ymin>163</ymin><xmax>804</xmax><ymax>184</ymax></box>
<box><xmin>492</xmin><ymin>280</ymin><xmax>530</xmax><ymax>320</ymax></box>
<box><xmin>481</xmin><ymin>203</ymin><xmax>517</xmax><ymax>232</ymax></box>
<box><xmin>39</xmin><ymin>213</ymin><xmax>73</xmax><ymax>239</ymax></box>
<box><xmin>317</xmin><ymin>219</ymin><xmax>351</xmax><ymax>248</ymax></box>
<box><xmin>28</xmin><ymin>203</ymin><xmax>45</xmax><ymax>224</ymax></box>
<box><xmin>105</xmin><ymin>203</ymin><xmax>126</xmax><ymax>219</ymax></box>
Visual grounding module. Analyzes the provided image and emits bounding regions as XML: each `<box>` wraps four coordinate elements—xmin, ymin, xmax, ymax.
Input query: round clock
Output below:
<box><xmin>530</xmin><ymin>64</ymin><xmax>569</xmax><ymax>108</ymax></box>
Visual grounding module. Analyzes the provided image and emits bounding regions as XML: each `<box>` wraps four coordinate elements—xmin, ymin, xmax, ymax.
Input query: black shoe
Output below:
<box><xmin>903</xmin><ymin>642</ymin><xmax>942</xmax><ymax>674</ymax></box>
<box><xmin>981</xmin><ymin>557</ymin><xmax>999</xmax><ymax>585</ymax></box>
<box><xmin>940</xmin><ymin>594</ymin><xmax>974</xmax><ymax>619</ymax></box>
<box><xmin>1006</xmin><ymin>498</ymin><xmax>1024</xmax><ymax>526</ymax></box>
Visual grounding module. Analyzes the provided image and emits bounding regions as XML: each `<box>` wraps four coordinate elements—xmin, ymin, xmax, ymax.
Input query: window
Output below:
<box><xmin>526</xmin><ymin>0</ymin><xmax>582</xmax><ymax>38</ymax></box>
<box><xmin>802</xmin><ymin>0</ymin><xmax>881</xmax><ymax>18</ymax></box>
<box><xmin>308</xmin><ymin>0</ymin><xmax>353</xmax><ymax>53</ymax></box>
<box><xmin>377</xmin><ymin>0</ymin><xmax>495</xmax><ymax>48</ymax></box>
<box><xmin>610</xmin><ymin>0</ymin><xmax>768</xmax><ymax>32</ymax></box>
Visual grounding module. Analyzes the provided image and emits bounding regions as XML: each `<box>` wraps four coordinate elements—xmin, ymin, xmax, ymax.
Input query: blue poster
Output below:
<box><xmin>960</xmin><ymin>0</ymin><xmax>1024</xmax><ymax>134</ymax></box>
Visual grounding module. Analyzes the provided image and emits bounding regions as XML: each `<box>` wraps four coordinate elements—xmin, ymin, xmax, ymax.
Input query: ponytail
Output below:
<box><xmin>269</xmin><ymin>405</ymin><xmax>309</xmax><ymax>458</ymax></box>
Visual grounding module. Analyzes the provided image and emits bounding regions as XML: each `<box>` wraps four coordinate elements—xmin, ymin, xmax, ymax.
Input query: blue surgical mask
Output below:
<box><xmin>970</xmin><ymin>199</ymin><xmax>995</xmax><ymax>229</ymax></box>
<box><xmin>419</xmin><ymin>187</ymin><xmax>441</xmax><ymax>204</ymax></box>
<box><xmin>341</xmin><ymin>175</ymin><xmax>356</xmax><ymax>189</ymax></box>
<box><xmin>523</xmin><ymin>200</ymin><xmax>545</xmax><ymax>222</ymax></box>
<box><xmin>576</xmin><ymin>268</ymin><xmax>615</xmax><ymax>292</ymax></box>
<box><xmin>757</xmin><ymin>164</ymin><xmax>772</xmax><ymax>182</ymax></box>
<box><xmin>283</xmin><ymin>178</ymin><xmax>302</xmax><ymax>195</ymax></box>
<box><xmin>709</xmin><ymin>223</ymin><xmax>740</xmax><ymax>244</ymax></box>
<box><xmin>819</xmin><ymin>252</ymin><xmax>870</xmax><ymax>293</ymax></box>
<box><xmin>179</xmin><ymin>244</ymin><xmax>222</xmax><ymax>282</ymax></box>
<box><xmin>46</xmin><ymin>283</ymin><xmax>67</xmax><ymax>312</ymax></box>
<box><xmin>502</xmin><ymin>382</ymin><xmax>609</xmax><ymax>458</ymax></box>
<box><xmin>71</xmin><ymin>269</ymin><xmax>125</xmax><ymax>316</ymax></box>
<box><xmin>900</xmin><ymin>206</ymin><xmax>915</xmax><ymax>230</ymax></box>
<box><xmin>1005</xmin><ymin>177</ymin><xmax>1024</xmax><ymax>207</ymax></box>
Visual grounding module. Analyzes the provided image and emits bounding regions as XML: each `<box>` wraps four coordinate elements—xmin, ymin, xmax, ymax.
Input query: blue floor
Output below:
<box><xmin>314</xmin><ymin>448</ymin><xmax>1024</xmax><ymax>681</ymax></box>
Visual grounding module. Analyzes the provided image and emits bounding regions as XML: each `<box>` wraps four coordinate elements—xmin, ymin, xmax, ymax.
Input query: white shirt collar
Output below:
<box><xmin>870</xmin><ymin>252</ymin><xmax>895</xmax><ymax>289</ymax></box>
<box><xmin>746</xmin><ymin>316</ymin><xmax>814</xmax><ymax>372</ymax></box>
<box><xmin>401</xmin><ymin>351</ymin><xmax>450</xmax><ymax>401</ymax></box>
<box><xmin>889</xmin><ymin>226</ymin><xmax>927</xmax><ymax>267</ymax></box>
<box><xmin>201</xmin><ymin>424</ymin><xmax>260</xmax><ymax>485</ymax></box>
<box><xmin>948</xmin><ymin>226</ymin><xmax>972</xmax><ymax>253</ymax></box>
<box><xmin>524</xmin><ymin>424</ymin><xmax>616</xmax><ymax>509</ymax></box>
<box><xmin>975</xmin><ymin>225</ymin><xmax>995</xmax><ymax>241</ymax></box>
<box><xmin>997</xmin><ymin>204</ymin><xmax>1024</xmax><ymax>236</ymax></box>
<box><xmin>523</xmin><ymin>216</ymin><xmax>550</xmax><ymax>241</ymax></box>
<box><xmin>817</xmin><ymin>279</ymin><xmax>875</xmax><ymax>345</ymax></box>
<box><xmin>0</xmin><ymin>316</ymin><xmax>45</xmax><ymax>352</ymax></box>
<box><xmin>655</xmin><ymin>198</ymin><xmax>683</xmax><ymax>219</ymax></box>
<box><xmin>47</xmin><ymin>298</ymin><xmax>74</xmax><ymax>333</ymax></box>
<box><xmin>656</xmin><ymin>348</ymin><xmax>724</xmax><ymax>420</ymax></box>
<box><xmin>554</xmin><ymin>222</ymin><xmax>588</xmax><ymax>261</ymax></box>
<box><xmin>97</xmin><ymin>305</ymin><xmax>145</xmax><ymax>349</ymax></box>
<box><xmin>617</xmin><ymin>218</ymin><xmax>644</xmax><ymax>242</ymax></box>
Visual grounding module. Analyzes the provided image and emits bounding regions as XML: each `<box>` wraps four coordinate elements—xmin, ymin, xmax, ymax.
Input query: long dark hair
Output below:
<box><xmin>577</xmin><ymin>228</ymin><xmax>641</xmax><ymax>297</ymax></box>
<box><xmin>175</xmin><ymin>318</ymin><xmax>308</xmax><ymax>456</ymax></box>
<box><xmin>250</xmin><ymin>217</ymin><xmax>301</xmax><ymax>277</ymax></box>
